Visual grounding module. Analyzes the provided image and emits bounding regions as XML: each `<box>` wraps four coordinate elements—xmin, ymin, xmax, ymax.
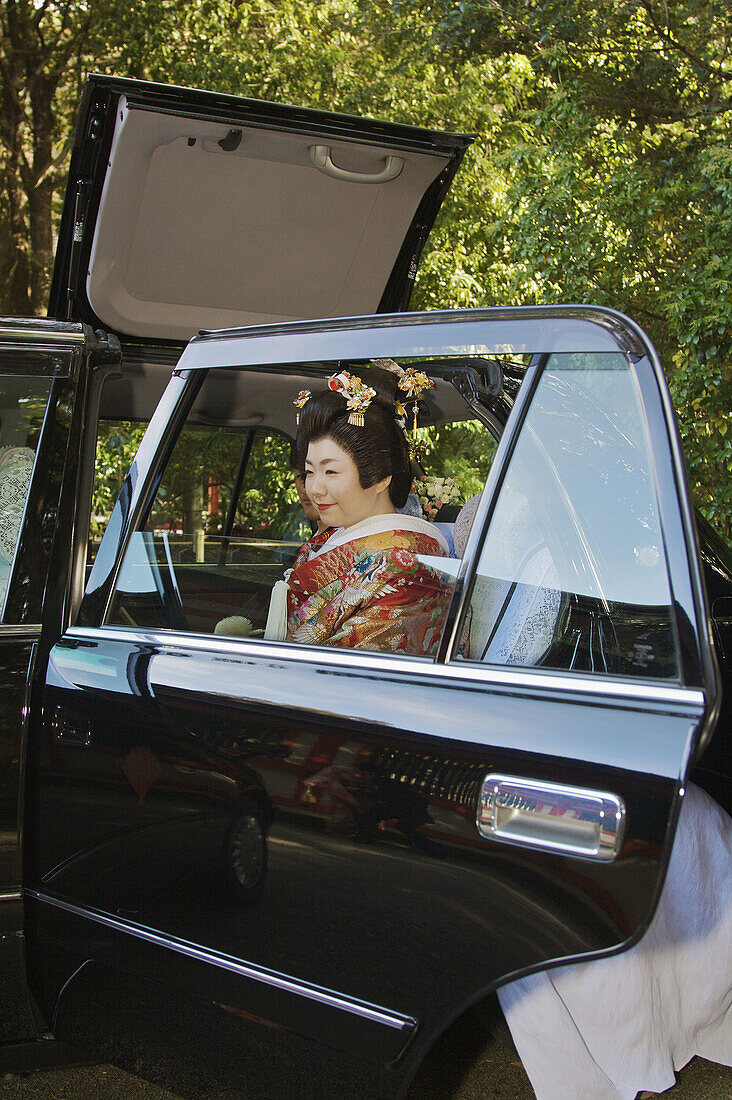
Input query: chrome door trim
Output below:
<box><xmin>29</xmin><ymin>891</ymin><xmax>416</xmax><ymax>1033</ymax></box>
<box><xmin>0</xmin><ymin>890</ymin><xmax>22</xmax><ymax>902</ymax></box>
<box><xmin>0</xmin><ymin>625</ymin><xmax>41</xmax><ymax>639</ymax></box>
<box><xmin>0</xmin><ymin>321</ymin><xmax>85</xmax><ymax>345</ymax></box>
<box><xmin>477</xmin><ymin>774</ymin><xmax>625</xmax><ymax>861</ymax></box>
<box><xmin>63</xmin><ymin>625</ymin><xmax>706</xmax><ymax>711</ymax></box>
<box><xmin>184</xmin><ymin>305</ymin><xmax>647</xmax><ymax>359</ymax></box>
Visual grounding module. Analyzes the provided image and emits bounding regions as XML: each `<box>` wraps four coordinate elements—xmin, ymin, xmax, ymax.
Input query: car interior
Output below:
<box><xmin>101</xmin><ymin>358</ymin><xmax>500</xmax><ymax>639</ymax></box>
<box><xmin>94</xmin><ymin>351</ymin><xmax>681</xmax><ymax>680</ymax></box>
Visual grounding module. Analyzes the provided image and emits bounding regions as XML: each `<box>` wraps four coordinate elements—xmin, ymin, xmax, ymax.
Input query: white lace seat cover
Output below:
<box><xmin>470</xmin><ymin>551</ymin><xmax>561</xmax><ymax>665</ymax></box>
<box><xmin>0</xmin><ymin>446</ymin><xmax>35</xmax><ymax>603</ymax></box>
<box><xmin>461</xmin><ymin>491</ymin><xmax>562</xmax><ymax>666</ymax></box>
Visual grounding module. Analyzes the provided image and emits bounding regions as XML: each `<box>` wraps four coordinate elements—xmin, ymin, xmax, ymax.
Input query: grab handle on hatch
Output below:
<box><xmin>309</xmin><ymin>144</ymin><xmax>404</xmax><ymax>184</ymax></box>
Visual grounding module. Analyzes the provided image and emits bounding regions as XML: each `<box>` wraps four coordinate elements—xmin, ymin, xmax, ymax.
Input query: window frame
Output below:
<box><xmin>78</xmin><ymin>308</ymin><xmax>715</xmax><ymax>707</ymax></box>
<box><xmin>0</xmin><ymin>346</ymin><xmax>75</xmax><ymax>625</ymax></box>
<box><xmin>442</xmin><ymin>352</ymin><xmax>683</xmax><ymax>683</ymax></box>
<box><xmin>440</xmin><ymin>344</ymin><xmax>712</xmax><ymax>695</ymax></box>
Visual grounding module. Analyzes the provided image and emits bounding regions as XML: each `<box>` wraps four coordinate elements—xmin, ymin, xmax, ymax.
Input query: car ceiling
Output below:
<box><xmin>99</xmin><ymin>355</ymin><xmax>498</xmax><ymax>437</ymax></box>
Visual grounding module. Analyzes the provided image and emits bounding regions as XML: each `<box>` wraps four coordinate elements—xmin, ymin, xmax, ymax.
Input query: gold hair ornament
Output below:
<box><xmin>293</xmin><ymin>389</ymin><xmax>312</xmax><ymax>424</ymax></box>
<box><xmin>369</xmin><ymin>359</ymin><xmax>434</xmax><ymax>435</ymax></box>
<box><xmin>327</xmin><ymin>371</ymin><xmax>376</xmax><ymax>426</ymax></box>
<box><xmin>398</xmin><ymin>367</ymin><xmax>434</xmax><ymax>433</ymax></box>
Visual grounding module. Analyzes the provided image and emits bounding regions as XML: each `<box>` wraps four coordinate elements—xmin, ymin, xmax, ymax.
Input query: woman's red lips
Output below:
<box><xmin>317</xmin><ymin>503</ymin><xmax>334</xmax><ymax>510</ymax></box>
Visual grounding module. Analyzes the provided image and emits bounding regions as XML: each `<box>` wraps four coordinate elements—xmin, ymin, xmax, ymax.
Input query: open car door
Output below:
<box><xmin>27</xmin><ymin>308</ymin><xmax>720</xmax><ymax>1097</ymax></box>
<box><xmin>49</xmin><ymin>75</ymin><xmax>472</xmax><ymax>341</ymax></box>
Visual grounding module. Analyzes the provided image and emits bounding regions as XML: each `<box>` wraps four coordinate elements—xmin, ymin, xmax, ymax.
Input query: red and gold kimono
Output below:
<box><xmin>284</xmin><ymin>516</ymin><xmax>452</xmax><ymax>655</ymax></box>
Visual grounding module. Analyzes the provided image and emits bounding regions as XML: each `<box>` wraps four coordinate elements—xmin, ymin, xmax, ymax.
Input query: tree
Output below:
<box><xmin>1</xmin><ymin>0</ymin><xmax>729</xmax><ymax>539</ymax></box>
<box><xmin>0</xmin><ymin>0</ymin><xmax>91</xmax><ymax>313</ymax></box>
<box><xmin>0</xmin><ymin>0</ymin><xmax>326</xmax><ymax>315</ymax></box>
<box><xmin>410</xmin><ymin>0</ymin><xmax>732</xmax><ymax>539</ymax></box>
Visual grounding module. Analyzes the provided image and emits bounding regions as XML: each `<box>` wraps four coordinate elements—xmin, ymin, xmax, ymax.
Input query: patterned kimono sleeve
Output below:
<box><xmin>322</xmin><ymin>550</ymin><xmax>451</xmax><ymax>656</ymax></box>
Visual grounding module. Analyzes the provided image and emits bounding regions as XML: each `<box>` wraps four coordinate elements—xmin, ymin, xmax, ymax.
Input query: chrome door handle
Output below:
<box><xmin>477</xmin><ymin>774</ymin><xmax>625</xmax><ymax>862</ymax></box>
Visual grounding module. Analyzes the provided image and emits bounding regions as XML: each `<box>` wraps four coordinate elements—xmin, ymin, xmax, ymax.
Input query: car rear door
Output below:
<box><xmin>27</xmin><ymin>309</ymin><xmax>716</xmax><ymax>1094</ymax></box>
<box><xmin>49</xmin><ymin>74</ymin><xmax>472</xmax><ymax>343</ymax></box>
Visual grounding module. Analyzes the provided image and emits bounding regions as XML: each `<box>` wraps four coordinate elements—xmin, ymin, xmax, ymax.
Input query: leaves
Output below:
<box><xmin>1</xmin><ymin>0</ymin><xmax>729</xmax><ymax>541</ymax></box>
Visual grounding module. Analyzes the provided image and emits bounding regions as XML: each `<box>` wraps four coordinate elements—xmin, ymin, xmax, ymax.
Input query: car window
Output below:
<box><xmin>453</xmin><ymin>353</ymin><xmax>680</xmax><ymax>679</ymax></box>
<box><xmin>102</xmin><ymin>361</ymin><xmax>498</xmax><ymax>657</ymax></box>
<box><xmin>104</xmin><ymin>421</ymin><xmax>299</xmax><ymax>633</ymax></box>
<box><xmin>0</xmin><ymin>369</ymin><xmax>53</xmax><ymax>618</ymax></box>
<box><xmin>90</xmin><ymin>420</ymin><xmax>147</xmax><ymax>567</ymax></box>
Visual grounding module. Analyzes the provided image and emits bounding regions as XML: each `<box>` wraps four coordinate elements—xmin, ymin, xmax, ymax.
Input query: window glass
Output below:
<box><xmin>455</xmin><ymin>354</ymin><xmax>679</xmax><ymax>679</ymax></box>
<box><xmin>0</xmin><ymin>375</ymin><xmax>52</xmax><ymax>613</ymax></box>
<box><xmin>90</xmin><ymin>420</ymin><xmax>147</xmax><ymax>566</ymax></box>
<box><xmin>103</xmin><ymin>361</ymin><xmax>500</xmax><ymax>656</ymax></box>
<box><xmin>106</xmin><ymin>422</ymin><xmax>300</xmax><ymax>633</ymax></box>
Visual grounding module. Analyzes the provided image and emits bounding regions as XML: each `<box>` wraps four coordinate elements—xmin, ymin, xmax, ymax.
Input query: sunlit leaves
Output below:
<box><xmin>1</xmin><ymin>0</ymin><xmax>729</xmax><ymax>540</ymax></box>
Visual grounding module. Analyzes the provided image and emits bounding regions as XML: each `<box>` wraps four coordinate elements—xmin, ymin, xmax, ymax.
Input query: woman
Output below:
<box><xmin>265</xmin><ymin>365</ymin><xmax>451</xmax><ymax>654</ymax></box>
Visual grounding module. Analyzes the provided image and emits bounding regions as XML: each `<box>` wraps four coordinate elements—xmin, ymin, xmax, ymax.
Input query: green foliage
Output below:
<box><xmin>3</xmin><ymin>0</ymin><xmax>730</xmax><ymax>541</ymax></box>
<box><xmin>91</xmin><ymin>422</ymin><xmax>146</xmax><ymax>538</ymax></box>
<box><xmin>411</xmin><ymin>0</ymin><xmax>732</xmax><ymax>542</ymax></box>
<box><xmin>416</xmin><ymin>421</ymin><xmax>498</xmax><ymax>502</ymax></box>
<box><xmin>144</xmin><ymin>425</ymin><xmax>300</xmax><ymax>538</ymax></box>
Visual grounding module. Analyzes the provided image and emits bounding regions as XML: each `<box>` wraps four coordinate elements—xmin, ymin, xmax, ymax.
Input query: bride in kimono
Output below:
<box><xmin>264</xmin><ymin>364</ymin><xmax>452</xmax><ymax>655</ymax></box>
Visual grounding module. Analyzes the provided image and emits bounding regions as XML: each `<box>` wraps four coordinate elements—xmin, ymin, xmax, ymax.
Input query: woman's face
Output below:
<box><xmin>304</xmin><ymin>437</ymin><xmax>393</xmax><ymax>529</ymax></box>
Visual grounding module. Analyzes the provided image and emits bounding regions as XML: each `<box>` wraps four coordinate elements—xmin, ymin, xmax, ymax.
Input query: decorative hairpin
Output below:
<box><xmin>327</xmin><ymin>371</ymin><xmax>376</xmax><ymax>427</ymax></box>
<box><xmin>398</xmin><ymin>367</ymin><xmax>434</xmax><ymax>433</ymax></box>
<box><xmin>293</xmin><ymin>389</ymin><xmax>311</xmax><ymax>424</ymax></box>
<box><xmin>370</xmin><ymin>359</ymin><xmax>434</xmax><ymax>433</ymax></box>
<box><xmin>293</xmin><ymin>363</ymin><xmax>434</xmax><ymax>433</ymax></box>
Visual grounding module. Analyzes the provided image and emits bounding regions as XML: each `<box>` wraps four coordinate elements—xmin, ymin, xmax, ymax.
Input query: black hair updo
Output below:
<box><xmin>295</xmin><ymin>365</ymin><xmax>412</xmax><ymax>508</ymax></box>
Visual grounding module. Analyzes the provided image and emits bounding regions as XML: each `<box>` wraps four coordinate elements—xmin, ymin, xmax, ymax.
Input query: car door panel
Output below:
<box><xmin>0</xmin><ymin>634</ymin><xmax>37</xmax><ymax>893</ymax></box>
<box><xmin>32</xmin><ymin>631</ymin><xmax>700</xmax><ymax>1048</ymax></box>
<box><xmin>26</xmin><ymin>309</ymin><xmax>717</xmax><ymax>1089</ymax></box>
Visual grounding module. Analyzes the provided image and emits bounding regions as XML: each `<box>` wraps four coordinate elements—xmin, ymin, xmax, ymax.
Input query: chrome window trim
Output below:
<box><xmin>176</xmin><ymin>306</ymin><xmax>644</xmax><ymax>372</ymax></box>
<box><xmin>64</xmin><ymin>625</ymin><xmax>705</xmax><ymax>710</ymax></box>
<box><xmin>0</xmin><ymin>321</ymin><xmax>86</xmax><ymax>345</ymax></box>
<box><xmin>29</xmin><ymin>890</ymin><xmax>415</xmax><ymax>1033</ymax></box>
<box><xmin>0</xmin><ymin>625</ymin><xmax>41</xmax><ymax>639</ymax></box>
<box><xmin>189</xmin><ymin>304</ymin><xmax>646</xmax><ymax>353</ymax></box>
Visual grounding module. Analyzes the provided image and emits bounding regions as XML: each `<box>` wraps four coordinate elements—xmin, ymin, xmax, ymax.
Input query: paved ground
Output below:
<box><xmin>0</xmin><ymin>1035</ymin><xmax>730</xmax><ymax>1099</ymax></box>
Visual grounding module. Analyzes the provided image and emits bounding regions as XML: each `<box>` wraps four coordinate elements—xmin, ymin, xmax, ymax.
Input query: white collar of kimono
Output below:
<box><xmin>314</xmin><ymin>512</ymin><xmax>450</xmax><ymax>558</ymax></box>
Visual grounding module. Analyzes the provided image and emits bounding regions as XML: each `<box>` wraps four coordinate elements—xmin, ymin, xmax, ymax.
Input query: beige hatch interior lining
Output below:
<box><xmin>86</xmin><ymin>98</ymin><xmax>451</xmax><ymax>342</ymax></box>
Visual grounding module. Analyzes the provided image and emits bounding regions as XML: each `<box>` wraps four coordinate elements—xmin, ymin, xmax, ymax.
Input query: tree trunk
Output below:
<box><xmin>0</xmin><ymin>159</ymin><xmax>31</xmax><ymax>315</ymax></box>
<box><xmin>0</xmin><ymin>2</ymin><xmax>89</xmax><ymax>317</ymax></box>
<box><xmin>0</xmin><ymin>1</ymin><xmax>31</xmax><ymax>315</ymax></box>
<box><xmin>26</xmin><ymin>73</ymin><xmax>56</xmax><ymax>315</ymax></box>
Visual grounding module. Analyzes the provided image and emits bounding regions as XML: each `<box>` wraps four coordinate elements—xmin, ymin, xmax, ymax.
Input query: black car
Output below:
<box><xmin>0</xmin><ymin>76</ymin><xmax>730</xmax><ymax>1097</ymax></box>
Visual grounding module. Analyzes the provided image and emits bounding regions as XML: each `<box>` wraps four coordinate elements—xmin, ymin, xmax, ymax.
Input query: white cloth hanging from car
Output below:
<box><xmin>497</xmin><ymin>783</ymin><xmax>732</xmax><ymax>1099</ymax></box>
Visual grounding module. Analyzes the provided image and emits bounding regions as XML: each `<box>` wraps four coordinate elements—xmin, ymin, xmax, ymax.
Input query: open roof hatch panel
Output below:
<box><xmin>50</xmin><ymin>76</ymin><xmax>472</xmax><ymax>344</ymax></box>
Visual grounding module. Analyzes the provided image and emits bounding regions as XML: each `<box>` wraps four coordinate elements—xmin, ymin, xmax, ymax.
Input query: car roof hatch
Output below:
<box><xmin>49</xmin><ymin>75</ymin><xmax>473</xmax><ymax>344</ymax></box>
